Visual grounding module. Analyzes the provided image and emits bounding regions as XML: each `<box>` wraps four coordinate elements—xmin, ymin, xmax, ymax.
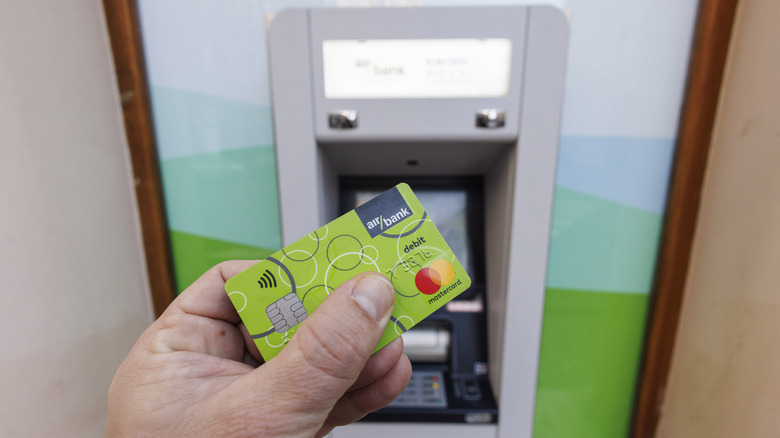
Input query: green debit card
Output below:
<box><xmin>225</xmin><ymin>183</ymin><xmax>471</xmax><ymax>360</ymax></box>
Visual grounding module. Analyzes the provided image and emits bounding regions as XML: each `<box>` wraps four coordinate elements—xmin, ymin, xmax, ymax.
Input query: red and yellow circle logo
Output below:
<box><xmin>414</xmin><ymin>259</ymin><xmax>455</xmax><ymax>295</ymax></box>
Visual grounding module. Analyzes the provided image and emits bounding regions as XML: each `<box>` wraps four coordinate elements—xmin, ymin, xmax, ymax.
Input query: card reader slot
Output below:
<box><xmin>402</xmin><ymin>321</ymin><xmax>451</xmax><ymax>363</ymax></box>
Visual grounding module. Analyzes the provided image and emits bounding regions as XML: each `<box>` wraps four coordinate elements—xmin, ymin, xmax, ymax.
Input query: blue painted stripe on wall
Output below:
<box><xmin>149</xmin><ymin>86</ymin><xmax>275</xmax><ymax>160</ymax></box>
<box><xmin>556</xmin><ymin>136</ymin><xmax>675</xmax><ymax>215</ymax></box>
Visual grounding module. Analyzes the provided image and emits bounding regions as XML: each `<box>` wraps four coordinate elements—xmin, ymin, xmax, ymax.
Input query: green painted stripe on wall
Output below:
<box><xmin>170</xmin><ymin>230</ymin><xmax>275</xmax><ymax>292</ymax></box>
<box><xmin>534</xmin><ymin>288</ymin><xmax>649</xmax><ymax>438</ymax></box>
<box><xmin>160</xmin><ymin>146</ymin><xmax>282</xmax><ymax>252</ymax></box>
<box><xmin>547</xmin><ymin>186</ymin><xmax>663</xmax><ymax>294</ymax></box>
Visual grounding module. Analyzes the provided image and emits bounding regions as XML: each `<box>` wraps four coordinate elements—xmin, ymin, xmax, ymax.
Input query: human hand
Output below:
<box><xmin>107</xmin><ymin>260</ymin><xmax>411</xmax><ymax>437</ymax></box>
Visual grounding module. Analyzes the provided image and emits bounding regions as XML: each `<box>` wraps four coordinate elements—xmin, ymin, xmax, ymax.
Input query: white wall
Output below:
<box><xmin>658</xmin><ymin>0</ymin><xmax>780</xmax><ymax>436</ymax></box>
<box><xmin>0</xmin><ymin>1</ymin><xmax>154</xmax><ymax>436</ymax></box>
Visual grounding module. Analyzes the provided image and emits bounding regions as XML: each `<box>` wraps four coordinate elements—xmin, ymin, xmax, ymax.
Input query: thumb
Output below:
<box><xmin>261</xmin><ymin>272</ymin><xmax>395</xmax><ymax>412</ymax></box>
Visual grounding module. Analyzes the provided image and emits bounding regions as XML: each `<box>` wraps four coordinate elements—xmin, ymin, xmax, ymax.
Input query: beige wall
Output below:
<box><xmin>658</xmin><ymin>1</ymin><xmax>780</xmax><ymax>436</ymax></box>
<box><xmin>0</xmin><ymin>1</ymin><xmax>154</xmax><ymax>436</ymax></box>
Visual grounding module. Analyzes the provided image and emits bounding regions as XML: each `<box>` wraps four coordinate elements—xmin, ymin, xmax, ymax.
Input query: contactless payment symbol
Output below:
<box><xmin>257</xmin><ymin>269</ymin><xmax>277</xmax><ymax>289</ymax></box>
<box><xmin>415</xmin><ymin>259</ymin><xmax>455</xmax><ymax>295</ymax></box>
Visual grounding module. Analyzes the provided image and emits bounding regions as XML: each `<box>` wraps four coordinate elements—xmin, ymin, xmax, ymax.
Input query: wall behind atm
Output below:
<box><xmin>137</xmin><ymin>1</ymin><xmax>699</xmax><ymax>436</ymax></box>
<box><xmin>1</xmin><ymin>1</ymin><xmax>154</xmax><ymax>435</ymax></box>
<box><xmin>658</xmin><ymin>1</ymin><xmax>780</xmax><ymax>435</ymax></box>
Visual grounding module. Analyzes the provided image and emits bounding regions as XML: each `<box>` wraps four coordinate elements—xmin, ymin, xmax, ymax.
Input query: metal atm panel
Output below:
<box><xmin>308</xmin><ymin>7</ymin><xmax>526</xmax><ymax>144</ymax></box>
<box><xmin>267</xmin><ymin>6</ymin><xmax>569</xmax><ymax>438</ymax></box>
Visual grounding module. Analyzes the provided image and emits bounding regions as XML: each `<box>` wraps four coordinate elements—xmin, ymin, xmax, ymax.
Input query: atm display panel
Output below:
<box><xmin>340</xmin><ymin>177</ymin><xmax>496</xmax><ymax>423</ymax></box>
<box><xmin>268</xmin><ymin>6</ymin><xmax>568</xmax><ymax>437</ymax></box>
<box><xmin>341</xmin><ymin>177</ymin><xmax>484</xmax><ymax>286</ymax></box>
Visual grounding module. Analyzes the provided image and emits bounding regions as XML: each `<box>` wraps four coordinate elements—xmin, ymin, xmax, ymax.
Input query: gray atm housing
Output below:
<box><xmin>268</xmin><ymin>6</ymin><xmax>568</xmax><ymax>438</ymax></box>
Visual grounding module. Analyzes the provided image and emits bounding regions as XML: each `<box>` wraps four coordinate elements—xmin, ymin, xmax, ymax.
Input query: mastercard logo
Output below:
<box><xmin>415</xmin><ymin>259</ymin><xmax>455</xmax><ymax>295</ymax></box>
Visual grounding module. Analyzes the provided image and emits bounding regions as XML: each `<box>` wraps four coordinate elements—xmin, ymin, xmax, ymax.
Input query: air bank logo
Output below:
<box><xmin>355</xmin><ymin>186</ymin><xmax>413</xmax><ymax>238</ymax></box>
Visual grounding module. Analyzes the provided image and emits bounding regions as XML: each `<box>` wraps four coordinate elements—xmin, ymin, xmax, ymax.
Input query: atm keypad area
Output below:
<box><xmin>340</xmin><ymin>177</ymin><xmax>497</xmax><ymax>424</ymax></box>
<box><xmin>389</xmin><ymin>371</ymin><xmax>447</xmax><ymax>409</ymax></box>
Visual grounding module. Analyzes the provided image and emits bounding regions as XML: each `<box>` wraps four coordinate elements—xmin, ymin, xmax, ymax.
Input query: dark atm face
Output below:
<box><xmin>340</xmin><ymin>176</ymin><xmax>497</xmax><ymax>424</ymax></box>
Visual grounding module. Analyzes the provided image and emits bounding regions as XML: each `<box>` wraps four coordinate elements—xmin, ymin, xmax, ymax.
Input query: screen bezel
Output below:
<box><xmin>339</xmin><ymin>176</ymin><xmax>485</xmax><ymax>288</ymax></box>
<box><xmin>322</xmin><ymin>38</ymin><xmax>513</xmax><ymax>99</ymax></box>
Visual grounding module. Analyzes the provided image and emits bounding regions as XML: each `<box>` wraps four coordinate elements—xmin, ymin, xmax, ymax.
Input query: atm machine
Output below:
<box><xmin>267</xmin><ymin>6</ymin><xmax>568</xmax><ymax>438</ymax></box>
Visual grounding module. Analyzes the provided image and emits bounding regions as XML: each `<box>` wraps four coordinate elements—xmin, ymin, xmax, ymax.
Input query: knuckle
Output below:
<box><xmin>297</xmin><ymin>313</ymin><xmax>367</xmax><ymax>382</ymax></box>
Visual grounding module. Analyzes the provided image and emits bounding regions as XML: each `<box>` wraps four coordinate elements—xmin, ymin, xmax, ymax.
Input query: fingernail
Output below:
<box><xmin>352</xmin><ymin>274</ymin><xmax>394</xmax><ymax>321</ymax></box>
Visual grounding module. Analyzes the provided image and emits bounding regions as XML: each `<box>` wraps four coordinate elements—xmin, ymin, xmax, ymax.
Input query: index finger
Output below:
<box><xmin>168</xmin><ymin>260</ymin><xmax>261</xmax><ymax>324</ymax></box>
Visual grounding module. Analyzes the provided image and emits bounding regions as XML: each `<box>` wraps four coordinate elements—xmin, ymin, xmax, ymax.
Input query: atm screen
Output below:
<box><xmin>354</xmin><ymin>189</ymin><xmax>472</xmax><ymax>277</ymax></box>
<box><xmin>322</xmin><ymin>39</ymin><xmax>513</xmax><ymax>99</ymax></box>
<box><xmin>342</xmin><ymin>177</ymin><xmax>484</xmax><ymax>286</ymax></box>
